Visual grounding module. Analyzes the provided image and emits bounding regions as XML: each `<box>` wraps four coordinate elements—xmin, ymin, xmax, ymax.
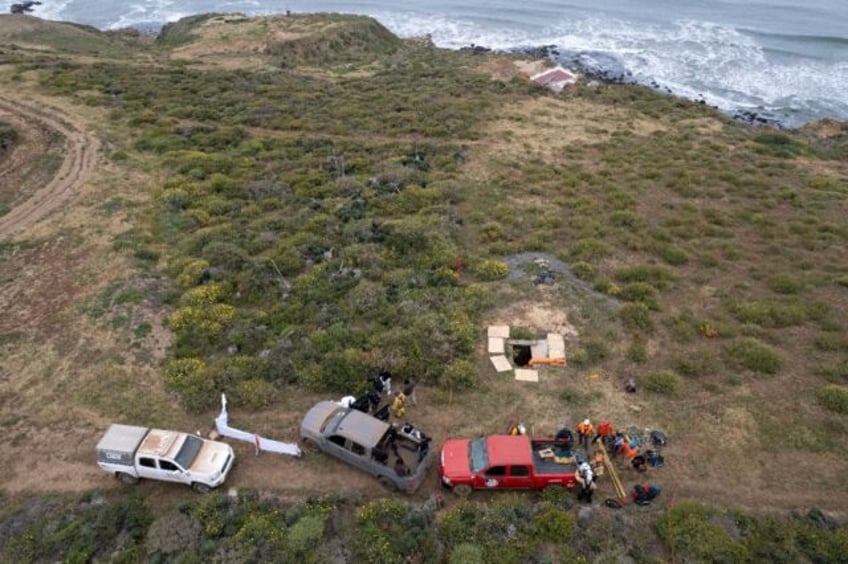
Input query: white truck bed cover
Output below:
<box><xmin>96</xmin><ymin>424</ymin><xmax>149</xmax><ymax>453</ymax></box>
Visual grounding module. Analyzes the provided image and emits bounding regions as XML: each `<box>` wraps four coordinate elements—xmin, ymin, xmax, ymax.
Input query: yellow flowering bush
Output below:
<box><xmin>176</xmin><ymin>259</ymin><xmax>210</xmax><ymax>289</ymax></box>
<box><xmin>179</xmin><ymin>283</ymin><xmax>228</xmax><ymax>306</ymax></box>
<box><xmin>167</xmin><ymin>303</ymin><xmax>236</xmax><ymax>336</ymax></box>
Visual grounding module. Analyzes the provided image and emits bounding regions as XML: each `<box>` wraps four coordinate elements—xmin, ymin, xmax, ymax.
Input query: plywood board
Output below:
<box><xmin>514</xmin><ymin>369</ymin><xmax>539</xmax><ymax>382</ymax></box>
<box><xmin>488</xmin><ymin>337</ymin><xmax>505</xmax><ymax>354</ymax></box>
<box><xmin>547</xmin><ymin>333</ymin><xmax>566</xmax><ymax>358</ymax></box>
<box><xmin>488</xmin><ymin>325</ymin><xmax>510</xmax><ymax>339</ymax></box>
<box><xmin>490</xmin><ymin>355</ymin><xmax>513</xmax><ymax>373</ymax></box>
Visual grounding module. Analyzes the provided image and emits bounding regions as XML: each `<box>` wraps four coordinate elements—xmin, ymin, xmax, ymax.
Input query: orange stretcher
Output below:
<box><xmin>528</xmin><ymin>357</ymin><xmax>567</xmax><ymax>366</ymax></box>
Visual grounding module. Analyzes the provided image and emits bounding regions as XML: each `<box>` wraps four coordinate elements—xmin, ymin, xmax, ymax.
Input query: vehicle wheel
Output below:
<box><xmin>116</xmin><ymin>472</ymin><xmax>139</xmax><ymax>485</ymax></box>
<box><xmin>453</xmin><ymin>484</ymin><xmax>472</xmax><ymax>497</ymax></box>
<box><xmin>192</xmin><ymin>482</ymin><xmax>212</xmax><ymax>494</ymax></box>
<box><xmin>378</xmin><ymin>476</ymin><xmax>398</xmax><ymax>492</ymax></box>
<box><xmin>302</xmin><ymin>438</ymin><xmax>320</xmax><ymax>454</ymax></box>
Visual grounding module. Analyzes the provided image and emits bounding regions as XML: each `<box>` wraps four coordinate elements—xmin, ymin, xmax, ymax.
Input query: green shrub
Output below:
<box><xmin>674</xmin><ymin>348</ymin><xmax>718</xmax><ymax>378</ymax></box>
<box><xmin>233</xmin><ymin>511</ymin><xmax>289</xmax><ymax>559</ymax></box>
<box><xmin>164</xmin><ymin>358</ymin><xmax>206</xmax><ymax>388</ymax></box>
<box><xmin>767</xmin><ymin>275</ymin><xmax>803</xmax><ymax>294</ymax></box>
<box><xmin>440</xmin><ymin>359</ymin><xmax>477</xmax><ymax>391</ymax></box>
<box><xmin>353</xmin><ymin>498</ymin><xmax>433</xmax><ymax>564</ymax></box>
<box><xmin>724</xmin><ymin>338</ymin><xmax>783</xmax><ymax>374</ymax></box>
<box><xmin>617</xmin><ymin>282</ymin><xmax>659</xmax><ymax>309</ymax></box>
<box><xmin>815</xmin><ymin>360</ymin><xmax>848</xmax><ymax>382</ymax></box>
<box><xmin>230</xmin><ymin>378</ymin><xmax>277</xmax><ymax>409</ymax></box>
<box><xmin>614</xmin><ymin>264</ymin><xmax>675</xmax><ymax>290</ymax></box>
<box><xmin>448</xmin><ymin>543</ymin><xmax>484</xmax><ymax>564</ymax></box>
<box><xmin>480</xmin><ymin>221</ymin><xmax>505</xmax><ymax>242</ymax></box>
<box><xmin>568</xmin><ymin>348</ymin><xmax>589</xmax><ymax>366</ymax></box>
<box><xmin>533</xmin><ymin>505</ymin><xmax>574</xmax><ymax>543</ymax></box>
<box><xmin>471</xmin><ymin>258</ymin><xmax>509</xmax><ymax>281</ymax></box>
<box><xmin>583</xmin><ymin>339</ymin><xmax>609</xmax><ymax>364</ymax></box>
<box><xmin>753</xmin><ymin>132</ymin><xmax>807</xmax><ymax>158</ymax></box>
<box><xmin>643</xmin><ymin>370</ymin><xmax>678</xmax><ymax>395</ymax></box>
<box><xmin>570</xmin><ymin>261</ymin><xmax>594</xmax><ymax>281</ymax></box>
<box><xmin>511</xmin><ymin>326</ymin><xmax>536</xmax><ymax>340</ymax></box>
<box><xmin>319</xmin><ymin>348</ymin><xmax>373</xmax><ymax>392</ymax></box>
<box><xmin>448</xmin><ymin>310</ymin><xmax>477</xmax><ymax>355</ymax></box>
<box><xmin>437</xmin><ymin>502</ymin><xmax>481</xmax><ymax>547</ymax></box>
<box><xmin>813</xmin><ymin>332</ymin><xmax>848</xmax><ymax>352</ymax></box>
<box><xmin>656</xmin><ymin>502</ymin><xmax>750</xmax><ymax>562</ymax></box>
<box><xmin>569</xmin><ymin>237</ymin><xmax>609</xmax><ymax>261</ymax></box>
<box><xmin>728</xmin><ymin>300</ymin><xmax>806</xmax><ymax>328</ymax></box>
<box><xmin>816</xmin><ymin>385</ymin><xmax>848</xmax><ymax>414</ymax></box>
<box><xmin>620</xmin><ymin>303</ymin><xmax>654</xmax><ymax>332</ymax></box>
<box><xmin>286</xmin><ymin>513</ymin><xmax>327</xmax><ymax>558</ymax></box>
<box><xmin>626</xmin><ymin>339</ymin><xmax>648</xmax><ymax>363</ymax></box>
<box><xmin>654</xmin><ymin>243</ymin><xmax>689</xmax><ymax>265</ymax></box>
<box><xmin>663</xmin><ymin>311</ymin><xmax>699</xmax><ymax>342</ymax></box>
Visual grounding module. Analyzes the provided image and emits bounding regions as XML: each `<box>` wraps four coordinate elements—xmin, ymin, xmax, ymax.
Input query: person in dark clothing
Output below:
<box><xmin>631</xmin><ymin>455</ymin><xmax>647</xmax><ymax>473</ymax></box>
<box><xmin>366</xmin><ymin>389</ymin><xmax>381</xmax><ymax>412</ymax></box>
<box><xmin>417</xmin><ymin>436</ymin><xmax>431</xmax><ymax>463</ymax></box>
<box><xmin>374</xmin><ymin>404</ymin><xmax>390</xmax><ymax>422</ymax></box>
<box><xmin>632</xmin><ymin>483</ymin><xmax>661</xmax><ymax>505</ymax></box>
<box><xmin>386</xmin><ymin>426</ymin><xmax>400</xmax><ymax>457</ymax></box>
<box><xmin>555</xmin><ymin>427</ymin><xmax>574</xmax><ymax>447</ymax></box>
<box><xmin>372</xmin><ymin>446</ymin><xmax>388</xmax><ymax>465</ymax></box>
<box><xmin>350</xmin><ymin>393</ymin><xmax>371</xmax><ymax>413</ymax></box>
<box><xmin>394</xmin><ymin>458</ymin><xmax>410</xmax><ymax>477</ymax></box>
<box><xmin>403</xmin><ymin>378</ymin><xmax>417</xmax><ymax>406</ymax></box>
<box><xmin>373</xmin><ymin>370</ymin><xmax>392</xmax><ymax>395</ymax></box>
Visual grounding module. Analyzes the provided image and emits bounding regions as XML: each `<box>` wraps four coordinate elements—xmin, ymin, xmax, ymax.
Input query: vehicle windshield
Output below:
<box><xmin>469</xmin><ymin>437</ymin><xmax>489</xmax><ymax>473</ymax></box>
<box><xmin>174</xmin><ymin>435</ymin><xmax>204</xmax><ymax>470</ymax></box>
<box><xmin>320</xmin><ymin>408</ymin><xmax>347</xmax><ymax>433</ymax></box>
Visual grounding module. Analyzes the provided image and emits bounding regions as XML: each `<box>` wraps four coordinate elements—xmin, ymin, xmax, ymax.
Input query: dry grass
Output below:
<box><xmin>1</xmin><ymin>14</ymin><xmax>847</xmax><ymax>519</ymax></box>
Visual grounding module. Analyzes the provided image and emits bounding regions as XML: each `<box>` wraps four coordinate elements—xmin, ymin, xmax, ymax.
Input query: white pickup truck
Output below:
<box><xmin>96</xmin><ymin>424</ymin><xmax>235</xmax><ymax>493</ymax></box>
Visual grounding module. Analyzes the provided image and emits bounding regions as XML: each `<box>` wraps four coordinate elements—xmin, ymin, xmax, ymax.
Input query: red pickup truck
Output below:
<box><xmin>440</xmin><ymin>434</ymin><xmax>578</xmax><ymax>495</ymax></box>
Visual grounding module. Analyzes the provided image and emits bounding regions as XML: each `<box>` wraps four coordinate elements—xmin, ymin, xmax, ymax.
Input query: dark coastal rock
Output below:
<box><xmin>732</xmin><ymin>109</ymin><xmax>785</xmax><ymax>129</ymax></box>
<box><xmin>459</xmin><ymin>44</ymin><xmax>491</xmax><ymax>55</ymax></box>
<box><xmin>511</xmin><ymin>44</ymin><xmax>560</xmax><ymax>59</ymax></box>
<box><xmin>10</xmin><ymin>1</ymin><xmax>41</xmax><ymax>14</ymax></box>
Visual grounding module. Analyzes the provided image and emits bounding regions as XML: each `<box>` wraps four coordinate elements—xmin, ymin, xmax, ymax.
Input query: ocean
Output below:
<box><xmin>31</xmin><ymin>0</ymin><xmax>848</xmax><ymax>127</ymax></box>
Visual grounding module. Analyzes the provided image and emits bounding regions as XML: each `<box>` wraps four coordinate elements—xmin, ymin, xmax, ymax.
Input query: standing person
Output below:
<box><xmin>576</xmin><ymin>419</ymin><xmax>594</xmax><ymax>451</ymax></box>
<box><xmin>391</xmin><ymin>391</ymin><xmax>406</xmax><ymax>420</ymax></box>
<box><xmin>593</xmin><ymin>420</ymin><xmax>615</xmax><ymax>448</ymax></box>
<box><xmin>403</xmin><ymin>378</ymin><xmax>417</xmax><ymax>406</ymax></box>
<box><xmin>373</xmin><ymin>369</ymin><xmax>393</xmax><ymax>396</ymax></box>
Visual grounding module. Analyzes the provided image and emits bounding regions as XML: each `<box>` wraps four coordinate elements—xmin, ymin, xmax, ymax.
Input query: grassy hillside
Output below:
<box><xmin>0</xmin><ymin>14</ymin><xmax>142</xmax><ymax>56</ymax></box>
<box><xmin>0</xmin><ymin>11</ymin><xmax>847</xmax><ymax>562</ymax></box>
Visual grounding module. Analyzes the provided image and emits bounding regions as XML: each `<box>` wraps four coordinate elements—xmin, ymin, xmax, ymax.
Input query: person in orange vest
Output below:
<box><xmin>593</xmin><ymin>420</ymin><xmax>615</xmax><ymax>449</ymax></box>
<box><xmin>620</xmin><ymin>439</ymin><xmax>639</xmax><ymax>461</ymax></box>
<box><xmin>576</xmin><ymin>419</ymin><xmax>594</xmax><ymax>450</ymax></box>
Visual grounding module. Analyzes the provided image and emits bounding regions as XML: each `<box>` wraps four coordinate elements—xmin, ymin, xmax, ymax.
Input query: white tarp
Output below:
<box><xmin>214</xmin><ymin>394</ymin><xmax>302</xmax><ymax>458</ymax></box>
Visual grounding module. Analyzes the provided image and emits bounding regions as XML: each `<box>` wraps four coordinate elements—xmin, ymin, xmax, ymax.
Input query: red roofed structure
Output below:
<box><xmin>531</xmin><ymin>66</ymin><xmax>578</xmax><ymax>92</ymax></box>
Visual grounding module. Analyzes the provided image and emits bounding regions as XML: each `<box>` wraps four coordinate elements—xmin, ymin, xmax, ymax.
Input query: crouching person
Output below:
<box><xmin>575</xmin><ymin>461</ymin><xmax>596</xmax><ymax>504</ymax></box>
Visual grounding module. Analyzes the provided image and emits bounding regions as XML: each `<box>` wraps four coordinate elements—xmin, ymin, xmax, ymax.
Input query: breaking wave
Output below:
<box><xmin>31</xmin><ymin>0</ymin><xmax>848</xmax><ymax>125</ymax></box>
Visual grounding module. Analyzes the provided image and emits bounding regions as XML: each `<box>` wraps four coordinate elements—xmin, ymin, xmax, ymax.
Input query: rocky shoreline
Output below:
<box><xmin>462</xmin><ymin>42</ymin><xmax>801</xmax><ymax>130</ymax></box>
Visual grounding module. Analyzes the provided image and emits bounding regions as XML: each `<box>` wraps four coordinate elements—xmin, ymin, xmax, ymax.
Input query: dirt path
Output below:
<box><xmin>0</xmin><ymin>94</ymin><xmax>101</xmax><ymax>239</ymax></box>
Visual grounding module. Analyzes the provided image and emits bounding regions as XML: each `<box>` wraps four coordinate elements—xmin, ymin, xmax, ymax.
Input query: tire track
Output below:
<box><xmin>0</xmin><ymin>95</ymin><xmax>101</xmax><ymax>238</ymax></box>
